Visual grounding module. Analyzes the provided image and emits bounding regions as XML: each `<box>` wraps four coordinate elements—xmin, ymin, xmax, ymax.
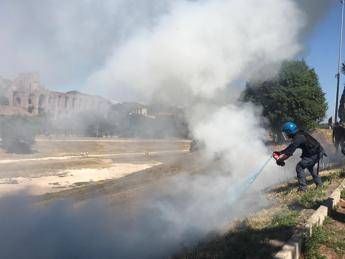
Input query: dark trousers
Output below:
<box><xmin>296</xmin><ymin>154</ymin><xmax>322</xmax><ymax>190</ymax></box>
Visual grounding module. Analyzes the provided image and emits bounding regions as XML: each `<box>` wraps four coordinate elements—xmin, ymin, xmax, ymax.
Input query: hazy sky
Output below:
<box><xmin>0</xmin><ymin>0</ymin><xmax>173</xmax><ymax>94</ymax></box>
<box><xmin>0</xmin><ymin>0</ymin><xmax>341</xmax><ymax>117</ymax></box>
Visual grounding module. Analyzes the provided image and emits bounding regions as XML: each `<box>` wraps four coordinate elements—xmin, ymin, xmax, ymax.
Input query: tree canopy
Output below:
<box><xmin>242</xmin><ymin>60</ymin><xmax>327</xmax><ymax>133</ymax></box>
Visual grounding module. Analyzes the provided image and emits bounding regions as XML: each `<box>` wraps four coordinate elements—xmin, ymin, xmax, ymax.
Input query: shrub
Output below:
<box><xmin>0</xmin><ymin>116</ymin><xmax>39</xmax><ymax>153</ymax></box>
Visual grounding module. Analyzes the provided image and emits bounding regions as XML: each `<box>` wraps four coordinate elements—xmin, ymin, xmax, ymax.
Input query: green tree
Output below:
<box><xmin>0</xmin><ymin>116</ymin><xmax>39</xmax><ymax>153</ymax></box>
<box><xmin>243</xmin><ymin>60</ymin><xmax>327</xmax><ymax>137</ymax></box>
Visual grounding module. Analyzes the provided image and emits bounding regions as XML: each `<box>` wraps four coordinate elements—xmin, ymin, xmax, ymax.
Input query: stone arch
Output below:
<box><xmin>15</xmin><ymin>97</ymin><xmax>21</xmax><ymax>106</ymax></box>
<box><xmin>38</xmin><ymin>94</ymin><xmax>45</xmax><ymax>106</ymax></box>
<box><xmin>38</xmin><ymin>94</ymin><xmax>46</xmax><ymax>114</ymax></box>
<box><xmin>12</xmin><ymin>91</ymin><xmax>22</xmax><ymax>107</ymax></box>
<box><xmin>58</xmin><ymin>95</ymin><xmax>62</xmax><ymax>106</ymax></box>
<box><xmin>28</xmin><ymin>93</ymin><xmax>36</xmax><ymax>113</ymax></box>
<box><xmin>64</xmin><ymin>96</ymin><xmax>69</xmax><ymax>109</ymax></box>
<box><xmin>72</xmin><ymin>97</ymin><xmax>76</xmax><ymax>110</ymax></box>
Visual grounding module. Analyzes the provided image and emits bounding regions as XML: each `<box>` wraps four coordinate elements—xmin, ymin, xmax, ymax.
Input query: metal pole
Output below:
<box><xmin>335</xmin><ymin>0</ymin><xmax>345</xmax><ymax>123</ymax></box>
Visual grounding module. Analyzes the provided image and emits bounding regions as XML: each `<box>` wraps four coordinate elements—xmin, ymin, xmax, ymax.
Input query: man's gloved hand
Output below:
<box><xmin>276</xmin><ymin>159</ymin><xmax>285</xmax><ymax>167</ymax></box>
<box><xmin>272</xmin><ymin>151</ymin><xmax>281</xmax><ymax>160</ymax></box>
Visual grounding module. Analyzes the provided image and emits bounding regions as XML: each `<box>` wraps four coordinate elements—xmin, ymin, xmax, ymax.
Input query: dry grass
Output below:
<box><xmin>176</xmin><ymin>169</ymin><xmax>345</xmax><ymax>259</ymax></box>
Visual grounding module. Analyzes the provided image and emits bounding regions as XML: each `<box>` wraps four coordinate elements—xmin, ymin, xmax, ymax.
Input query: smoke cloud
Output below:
<box><xmin>0</xmin><ymin>0</ymin><xmax>173</xmax><ymax>90</ymax></box>
<box><xmin>85</xmin><ymin>0</ymin><xmax>313</xmax><ymax>175</ymax></box>
<box><xmin>0</xmin><ymin>0</ymin><xmax>333</xmax><ymax>93</ymax></box>
<box><xmin>0</xmin><ymin>0</ymin><xmax>333</xmax><ymax>258</ymax></box>
<box><xmin>87</xmin><ymin>0</ymin><xmax>304</xmax><ymax>101</ymax></box>
<box><xmin>0</xmin><ymin>174</ymin><xmax>271</xmax><ymax>259</ymax></box>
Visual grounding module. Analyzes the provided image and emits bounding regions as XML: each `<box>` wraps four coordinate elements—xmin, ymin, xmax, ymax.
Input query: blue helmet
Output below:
<box><xmin>282</xmin><ymin>121</ymin><xmax>298</xmax><ymax>135</ymax></box>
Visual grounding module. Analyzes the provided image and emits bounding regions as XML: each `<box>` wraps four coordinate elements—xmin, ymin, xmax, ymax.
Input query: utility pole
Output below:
<box><xmin>335</xmin><ymin>0</ymin><xmax>345</xmax><ymax>123</ymax></box>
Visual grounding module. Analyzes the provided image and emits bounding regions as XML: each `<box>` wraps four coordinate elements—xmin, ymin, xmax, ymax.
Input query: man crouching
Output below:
<box><xmin>273</xmin><ymin>122</ymin><xmax>325</xmax><ymax>192</ymax></box>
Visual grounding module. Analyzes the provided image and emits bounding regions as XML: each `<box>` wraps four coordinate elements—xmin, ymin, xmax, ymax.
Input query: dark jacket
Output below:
<box><xmin>281</xmin><ymin>130</ymin><xmax>323</xmax><ymax>158</ymax></box>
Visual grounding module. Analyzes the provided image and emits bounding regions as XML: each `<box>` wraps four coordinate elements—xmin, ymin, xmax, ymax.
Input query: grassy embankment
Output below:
<box><xmin>303</xmin><ymin>189</ymin><xmax>345</xmax><ymax>259</ymax></box>
<box><xmin>176</xmin><ymin>169</ymin><xmax>345</xmax><ymax>259</ymax></box>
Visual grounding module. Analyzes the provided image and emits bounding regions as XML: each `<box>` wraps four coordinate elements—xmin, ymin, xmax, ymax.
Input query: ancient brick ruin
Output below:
<box><xmin>1</xmin><ymin>73</ymin><xmax>111</xmax><ymax>118</ymax></box>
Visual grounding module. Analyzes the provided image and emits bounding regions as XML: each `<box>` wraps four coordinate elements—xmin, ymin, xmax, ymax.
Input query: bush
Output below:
<box><xmin>0</xmin><ymin>116</ymin><xmax>39</xmax><ymax>153</ymax></box>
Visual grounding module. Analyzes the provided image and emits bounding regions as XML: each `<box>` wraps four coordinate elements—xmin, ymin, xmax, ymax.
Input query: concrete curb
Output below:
<box><xmin>274</xmin><ymin>231</ymin><xmax>304</xmax><ymax>259</ymax></box>
<box><xmin>274</xmin><ymin>178</ymin><xmax>345</xmax><ymax>259</ymax></box>
<box><xmin>327</xmin><ymin>179</ymin><xmax>345</xmax><ymax>209</ymax></box>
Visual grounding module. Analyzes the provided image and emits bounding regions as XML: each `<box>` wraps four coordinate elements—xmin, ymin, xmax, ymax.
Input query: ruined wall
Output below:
<box><xmin>4</xmin><ymin>73</ymin><xmax>111</xmax><ymax>118</ymax></box>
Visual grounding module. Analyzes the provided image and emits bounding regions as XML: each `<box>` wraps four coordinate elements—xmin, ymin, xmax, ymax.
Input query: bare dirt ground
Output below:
<box><xmin>0</xmin><ymin>137</ymin><xmax>190</xmax><ymax>197</ymax></box>
<box><xmin>1</xmin><ymin>129</ymin><xmax>343</xmax><ymax>258</ymax></box>
<box><xmin>0</xmin><ymin>136</ymin><xmax>190</xmax><ymax>159</ymax></box>
<box><xmin>40</xmin><ymin>151</ymin><xmax>208</xmax><ymax>204</ymax></box>
<box><xmin>0</xmin><ymin>162</ymin><xmax>160</xmax><ymax>197</ymax></box>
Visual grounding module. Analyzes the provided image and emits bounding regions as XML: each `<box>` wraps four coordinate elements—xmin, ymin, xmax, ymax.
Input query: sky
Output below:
<box><xmin>0</xmin><ymin>0</ymin><xmax>342</xmax><ymax>119</ymax></box>
<box><xmin>304</xmin><ymin>3</ymin><xmax>344</xmax><ymax>120</ymax></box>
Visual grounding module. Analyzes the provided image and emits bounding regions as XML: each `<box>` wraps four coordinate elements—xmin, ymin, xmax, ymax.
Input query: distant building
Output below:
<box><xmin>1</xmin><ymin>73</ymin><xmax>111</xmax><ymax>118</ymax></box>
<box><xmin>133</xmin><ymin>106</ymin><xmax>148</xmax><ymax>116</ymax></box>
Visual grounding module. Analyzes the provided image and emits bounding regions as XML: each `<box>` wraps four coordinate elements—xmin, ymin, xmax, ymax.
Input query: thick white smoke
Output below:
<box><xmin>0</xmin><ymin>1</ymin><xmax>333</xmax><ymax>258</ymax></box>
<box><xmin>88</xmin><ymin>0</ymin><xmax>304</xmax><ymax>101</ymax></box>
<box><xmin>0</xmin><ymin>0</ymin><xmax>174</xmax><ymax>89</ymax></box>
<box><xmin>87</xmin><ymin>0</ymin><xmax>305</xmax><ymax>177</ymax></box>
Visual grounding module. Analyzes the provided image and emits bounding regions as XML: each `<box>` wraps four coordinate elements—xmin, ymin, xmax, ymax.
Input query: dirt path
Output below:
<box><xmin>40</xmin><ymin>152</ymin><xmax>205</xmax><ymax>202</ymax></box>
<box><xmin>35</xmin><ymin>138</ymin><xmax>191</xmax><ymax>143</ymax></box>
<box><xmin>0</xmin><ymin>137</ymin><xmax>191</xmax><ymax>160</ymax></box>
<box><xmin>0</xmin><ymin>162</ymin><xmax>160</xmax><ymax>197</ymax></box>
<box><xmin>0</xmin><ymin>150</ymin><xmax>188</xmax><ymax>165</ymax></box>
<box><xmin>0</xmin><ymin>138</ymin><xmax>191</xmax><ymax>197</ymax></box>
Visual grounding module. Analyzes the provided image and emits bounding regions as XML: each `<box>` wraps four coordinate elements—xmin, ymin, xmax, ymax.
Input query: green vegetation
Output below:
<box><xmin>298</xmin><ymin>187</ymin><xmax>327</xmax><ymax>209</ymax></box>
<box><xmin>296</xmin><ymin>170</ymin><xmax>345</xmax><ymax>209</ymax></box>
<box><xmin>304</xmin><ymin>217</ymin><xmax>345</xmax><ymax>259</ymax></box>
<box><xmin>0</xmin><ymin>116</ymin><xmax>39</xmax><ymax>153</ymax></box>
<box><xmin>177</xmin><ymin>171</ymin><xmax>345</xmax><ymax>259</ymax></box>
<box><xmin>272</xmin><ymin>170</ymin><xmax>344</xmax><ymax>207</ymax></box>
<box><xmin>341</xmin><ymin>189</ymin><xmax>345</xmax><ymax>199</ymax></box>
<box><xmin>270</xmin><ymin>210</ymin><xmax>299</xmax><ymax>228</ymax></box>
<box><xmin>242</xmin><ymin>60</ymin><xmax>327</xmax><ymax>139</ymax></box>
<box><xmin>304</xmin><ymin>226</ymin><xmax>328</xmax><ymax>259</ymax></box>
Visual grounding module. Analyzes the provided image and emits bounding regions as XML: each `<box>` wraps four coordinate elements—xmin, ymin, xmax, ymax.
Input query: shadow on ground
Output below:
<box><xmin>173</xmin><ymin>224</ymin><xmax>300</xmax><ymax>259</ymax></box>
<box><xmin>0</xmin><ymin>140</ymin><xmax>37</xmax><ymax>154</ymax></box>
<box><xmin>330</xmin><ymin>209</ymin><xmax>345</xmax><ymax>223</ymax></box>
